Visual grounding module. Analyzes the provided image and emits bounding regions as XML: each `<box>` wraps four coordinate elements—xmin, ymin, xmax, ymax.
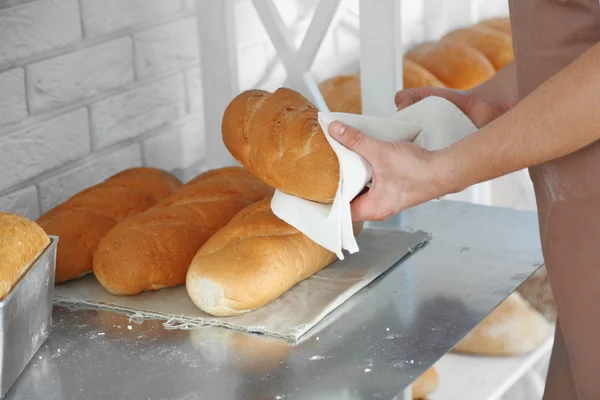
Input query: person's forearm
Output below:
<box><xmin>469</xmin><ymin>61</ymin><xmax>519</xmax><ymax>112</ymax></box>
<box><xmin>439</xmin><ymin>42</ymin><xmax>600</xmax><ymax>192</ymax></box>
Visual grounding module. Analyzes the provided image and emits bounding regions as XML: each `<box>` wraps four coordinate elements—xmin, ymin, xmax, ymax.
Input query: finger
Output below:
<box><xmin>350</xmin><ymin>186</ymin><xmax>392</xmax><ymax>222</ymax></box>
<box><xmin>329</xmin><ymin>122</ymin><xmax>384</xmax><ymax>162</ymax></box>
<box><xmin>394</xmin><ymin>87</ymin><xmax>436</xmax><ymax>110</ymax></box>
<box><xmin>349</xmin><ymin>191</ymin><xmax>376</xmax><ymax>222</ymax></box>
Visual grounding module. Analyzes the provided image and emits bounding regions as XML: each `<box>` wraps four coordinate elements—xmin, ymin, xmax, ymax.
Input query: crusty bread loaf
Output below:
<box><xmin>412</xmin><ymin>366</ymin><xmax>439</xmax><ymax>399</ymax></box>
<box><xmin>452</xmin><ymin>292</ymin><xmax>550</xmax><ymax>356</ymax></box>
<box><xmin>517</xmin><ymin>265</ymin><xmax>557</xmax><ymax>321</ymax></box>
<box><xmin>476</xmin><ymin>17</ymin><xmax>511</xmax><ymax>35</ymax></box>
<box><xmin>37</xmin><ymin>167</ymin><xmax>182</xmax><ymax>283</ymax></box>
<box><xmin>320</xmin><ymin>18</ymin><xmax>511</xmax><ymax>114</ymax></box>
<box><xmin>405</xmin><ymin>41</ymin><xmax>496</xmax><ymax>90</ymax></box>
<box><xmin>222</xmin><ymin>88</ymin><xmax>340</xmax><ymax>203</ymax></box>
<box><xmin>0</xmin><ymin>213</ymin><xmax>50</xmax><ymax>301</ymax></box>
<box><xmin>318</xmin><ymin>74</ymin><xmax>362</xmax><ymax>115</ymax></box>
<box><xmin>319</xmin><ymin>60</ymin><xmax>445</xmax><ymax>115</ymax></box>
<box><xmin>93</xmin><ymin>167</ymin><xmax>273</xmax><ymax>296</ymax></box>
<box><xmin>442</xmin><ymin>25</ymin><xmax>514</xmax><ymax>70</ymax></box>
<box><xmin>187</xmin><ymin>197</ymin><xmax>363</xmax><ymax>317</ymax></box>
<box><xmin>403</xmin><ymin>58</ymin><xmax>446</xmax><ymax>90</ymax></box>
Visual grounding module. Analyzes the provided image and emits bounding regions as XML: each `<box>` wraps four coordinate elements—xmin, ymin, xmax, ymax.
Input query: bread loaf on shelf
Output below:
<box><xmin>93</xmin><ymin>167</ymin><xmax>273</xmax><ymax>296</ymax></box>
<box><xmin>0</xmin><ymin>213</ymin><xmax>50</xmax><ymax>301</ymax></box>
<box><xmin>319</xmin><ymin>17</ymin><xmax>513</xmax><ymax>114</ymax></box>
<box><xmin>441</xmin><ymin>25</ymin><xmax>513</xmax><ymax>71</ymax></box>
<box><xmin>222</xmin><ymin>87</ymin><xmax>339</xmax><ymax>203</ymax></box>
<box><xmin>517</xmin><ymin>266</ymin><xmax>557</xmax><ymax>321</ymax></box>
<box><xmin>37</xmin><ymin>167</ymin><xmax>182</xmax><ymax>283</ymax></box>
<box><xmin>476</xmin><ymin>17</ymin><xmax>512</xmax><ymax>35</ymax></box>
<box><xmin>187</xmin><ymin>197</ymin><xmax>363</xmax><ymax>317</ymax></box>
<box><xmin>318</xmin><ymin>59</ymin><xmax>445</xmax><ymax>115</ymax></box>
<box><xmin>405</xmin><ymin>41</ymin><xmax>496</xmax><ymax>90</ymax></box>
<box><xmin>452</xmin><ymin>292</ymin><xmax>550</xmax><ymax>356</ymax></box>
<box><xmin>412</xmin><ymin>366</ymin><xmax>439</xmax><ymax>399</ymax></box>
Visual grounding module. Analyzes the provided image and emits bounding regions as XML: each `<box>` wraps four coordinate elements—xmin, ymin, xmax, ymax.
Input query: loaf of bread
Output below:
<box><xmin>318</xmin><ymin>59</ymin><xmax>444</xmax><ymax>115</ymax></box>
<box><xmin>441</xmin><ymin>25</ymin><xmax>513</xmax><ymax>70</ymax></box>
<box><xmin>320</xmin><ymin>17</ymin><xmax>513</xmax><ymax>114</ymax></box>
<box><xmin>412</xmin><ymin>366</ymin><xmax>439</xmax><ymax>399</ymax></box>
<box><xmin>93</xmin><ymin>167</ymin><xmax>273</xmax><ymax>296</ymax></box>
<box><xmin>0</xmin><ymin>213</ymin><xmax>50</xmax><ymax>300</ymax></box>
<box><xmin>405</xmin><ymin>41</ymin><xmax>496</xmax><ymax>90</ymax></box>
<box><xmin>187</xmin><ymin>197</ymin><xmax>363</xmax><ymax>316</ymax></box>
<box><xmin>517</xmin><ymin>266</ymin><xmax>557</xmax><ymax>321</ymax></box>
<box><xmin>37</xmin><ymin>167</ymin><xmax>182</xmax><ymax>283</ymax></box>
<box><xmin>222</xmin><ymin>88</ymin><xmax>339</xmax><ymax>203</ymax></box>
<box><xmin>476</xmin><ymin>17</ymin><xmax>511</xmax><ymax>35</ymax></box>
<box><xmin>318</xmin><ymin>74</ymin><xmax>362</xmax><ymax>115</ymax></box>
<box><xmin>452</xmin><ymin>292</ymin><xmax>550</xmax><ymax>356</ymax></box>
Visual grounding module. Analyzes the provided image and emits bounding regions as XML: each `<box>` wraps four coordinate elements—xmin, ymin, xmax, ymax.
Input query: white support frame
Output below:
<box><xmin>251</xmin><ymin>0</ymin><xmax>338</xmax><ymax>111</ymax></box>
<box><xmin>358</xmin><ymin>0</ymin><xmax>404</xmax><ymax>117</ymax></box>
<box><xmin>195</xmin><ymin>0</ymin><xmax>239</xmax><ymax>169</ymax></box>
<box><xmin>194</xmin><ymin>2</ymin><xmax>542</xmax><ymax>397</ymax></box>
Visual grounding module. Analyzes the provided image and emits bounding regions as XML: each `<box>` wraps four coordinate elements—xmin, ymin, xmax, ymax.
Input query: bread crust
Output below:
<box><xmin>222</xmin><ymin>88</ymin><xmax>340</xmax><ymax>203</ymax></box>
<box><xmin>37</xmin><ymin>167</ymin><xmax>183</xmax><ymax>283</ymax></box>
<box><xmin>0</xmin><ymin>213</ymin><xmax>50</xmax><ymax>301</ymax></box>
<box><xmin>93</xmin><ymin>167</ymin><xmax>273</xmax><ymax>296</ymax></box>
<box><xmin>186</xmin><ymin>198</ymin><xmax>363</xmax><ymax>316</ymax></box>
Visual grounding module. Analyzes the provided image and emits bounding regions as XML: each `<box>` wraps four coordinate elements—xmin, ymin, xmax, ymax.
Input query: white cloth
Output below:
<box><xmin>271</xmin><ymin>96</ymin><xmax>478</xmax><ymax>259</ymax></box>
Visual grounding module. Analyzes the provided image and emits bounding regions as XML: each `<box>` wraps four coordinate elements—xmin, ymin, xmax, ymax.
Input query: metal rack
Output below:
<box><xmin>193</xmin><ymin>1</ymin><xmax>550</xmax><ymax>398</ymax></box>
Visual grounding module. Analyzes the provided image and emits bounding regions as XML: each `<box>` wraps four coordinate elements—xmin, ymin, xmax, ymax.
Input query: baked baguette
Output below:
<box><xmin>318</xmin><ymin>74</ymin><xmax>362</xmax><ymax>115</ymax></box>
<box><xmin>319</xmin><ymin>59</ymin><xmax>445</xmax><ymax>115</ymax></box>
<box><xmin>405</xmin><ymin>41</ymin><xmax>496</xmax><ymax>90</ymax></box>
<box><xmin>37</xmin><ymin>167</ymin><xmax>182</xmax><ymax>283</ymax></box>
<box><xmin>476</xmin><ymin>16</ymin><xmax>511</xmax><ymax>35</ymax></box>
<box><xmin>0</xmin><ymin>213</ymin><xmax>50</xmax><ymax>301</ymax></box>
<box><xmin>320</xmin><ymin>17</ymin><xmax>512</xmax><ymax>114</ymax></box>
<box><xmin>93</xmin><ymin>167</ymin><xmax>273</xmax><ymax>296</ymax></box>
<box><xmin>412</xmin><ymin>366</ymin><xmax>439</xmax><ymax>399</ymax></box>
<box><xmin>452</xmin><ymin>292</ymin><xmax>550</xmax><ymax>356</ymax></box>
<box><xmin>222</xmin><ymin>87</ymin><xmax>339</xmax><ymax>203</ymax></box>
<box><xmin>442</xmin><ymin>25</ymin><xmax>514</xmax><ymax>70</ymax></box>
<box><xmin>186</xmin><ymin>197</ymin><xmax>363</xmax><ymax>317</ymax></box>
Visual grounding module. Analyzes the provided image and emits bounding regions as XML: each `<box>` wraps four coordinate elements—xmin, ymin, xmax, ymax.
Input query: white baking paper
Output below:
<box><xmin>271</xmin><ymin>96</ymin><xmax>477</xmax><ymax>259</ymax></box>
<box><xmin>53</xmin><ymin>228</ymin><xmax>430</xmax><ymax>342</ymax></box>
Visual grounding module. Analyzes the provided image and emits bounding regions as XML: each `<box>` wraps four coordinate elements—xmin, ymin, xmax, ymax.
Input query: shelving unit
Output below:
<box><xmin>432</xmin><ymin>328</ymin><xmax>554</xmax><ymax>400</ymax></box>
<box><xmin>194</xmin><ymin>1</ymin><xmax>552</xmax><ymax>399</ymax></box>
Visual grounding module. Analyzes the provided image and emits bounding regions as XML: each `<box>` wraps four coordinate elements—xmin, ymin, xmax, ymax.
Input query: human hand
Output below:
<box><xmin>328</xmin><ymin>121</ymin><xmax>462</xmax><ymax>221</ymax></box>
<box><xmin>395</xmin><ymin>86</ymin><xmax>509</xmax><ymax>129</ymax></box>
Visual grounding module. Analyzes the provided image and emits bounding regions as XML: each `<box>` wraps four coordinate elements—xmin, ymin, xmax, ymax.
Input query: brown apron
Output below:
<box><xmin>508</xmin><ymin>1</ymin><xmax>600</xmax><ymax>398</ymax></box>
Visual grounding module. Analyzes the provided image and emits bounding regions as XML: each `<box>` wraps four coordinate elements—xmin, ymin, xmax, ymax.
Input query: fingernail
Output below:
<box><xmin>331</xmin><ymin>122</ymin><xmax>346</xmax><ymax>136</ymax></box>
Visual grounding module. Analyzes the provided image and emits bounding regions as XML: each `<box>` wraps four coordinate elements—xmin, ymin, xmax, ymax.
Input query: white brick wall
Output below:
<box><xmin>0</xmin><ymin>0</ymin><xmax>205</xmax><ymax>217</ymax></box>
<box><xmin>0</xmin><ymin>0</ymin><xmax>525</xmax><ymax>223</ymax></box>
<box><xmin>0</xmin><ymin>108</ymin><xmax>90</xmax><ymax>192</ymax></box>
<box><xmin>134</xmin><ymin>17</ymin><xmax>199</xmax><ymax>79</ymax></box>
<box><xmin>27</xmin><ymin>37</ymin><xmax>135</xmax><ymax>113</ymax></box>
<box><xmin>0</xmin><ymin>0</ymin><xmax>81</xmax><ymax>66</ymax></box>
<box><xmin>90</xmin><ymin>74</ymin><xmax>186</xmax><ymax>150</ymax></box>
<box><xmin>80</xmin><ymin>0</ymin><xmax>183</xmax><ymax>37</ymax></box>
<box><xmin>0</xmin><ymin>68</ymin><xmax>27</xmax><ymax>125</ymax></box>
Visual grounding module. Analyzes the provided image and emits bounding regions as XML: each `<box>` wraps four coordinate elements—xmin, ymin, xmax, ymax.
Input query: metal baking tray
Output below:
<box><xmin>0</xmin><ymin>236</ymin><xmax>57</xmax><ymax>399</ymax></box>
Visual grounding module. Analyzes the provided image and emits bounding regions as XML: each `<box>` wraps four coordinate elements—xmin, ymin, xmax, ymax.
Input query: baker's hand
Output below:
<box><xmin>329</xmin><ymin>121</ymin><xmax>460</xmax><ymax>222</ymax></box>
<box><xmin>395</xmin><ymin>87</ymin><xmax>508</xmax><ymax>129</ymax></box>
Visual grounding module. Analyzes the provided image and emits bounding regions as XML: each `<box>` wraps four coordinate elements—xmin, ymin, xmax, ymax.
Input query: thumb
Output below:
<box><xmin>395</xmin><ymin>87</ymin><xmax>436</xmax><ymax>111</ymax></box>
<box><xmin>329</xmin><ymin>121</ymin><xmax>383</xmax><ymax>162</ymax></box>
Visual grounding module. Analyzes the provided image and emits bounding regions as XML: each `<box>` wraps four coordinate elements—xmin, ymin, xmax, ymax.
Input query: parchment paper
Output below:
<box><xmin>54</xmin><ymin>228</ymin><xmax>430</xmax><ymax>342</ymax></box>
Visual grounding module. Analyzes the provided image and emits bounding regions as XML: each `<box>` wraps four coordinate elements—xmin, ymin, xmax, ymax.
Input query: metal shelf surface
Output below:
<box><xmin>6</xmin><ymin>200</ymin><xmax>544</xmax><ymax>400</ymax></box>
